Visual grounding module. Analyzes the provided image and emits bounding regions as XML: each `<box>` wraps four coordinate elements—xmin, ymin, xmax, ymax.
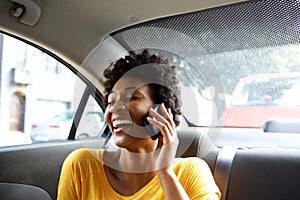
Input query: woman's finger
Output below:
<box><xmin>147</xmin><ymin>117</ymin><xmax>168</xmax><ymax>132</ymax></box>
<box><xmin>149</xmin><ymin>104</ymin><xmax>173</xmax><ymax>127</ymax></box>
<box><xmin>147</xmin><ymin>103</ymin><xmax>177</xmax><ymax>143</ymax></box>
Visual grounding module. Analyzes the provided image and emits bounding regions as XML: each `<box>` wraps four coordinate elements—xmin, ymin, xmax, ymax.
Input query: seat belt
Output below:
<box><xmin>214</xmin><ymin>146</ymin><xmax>238</xmax><ymax>200</ymax></box>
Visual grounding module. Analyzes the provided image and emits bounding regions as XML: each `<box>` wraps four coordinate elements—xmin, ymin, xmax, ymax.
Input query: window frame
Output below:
<box><xmin>0</xmin><ymin>31</ymin><xmax>108</xmax><ymax>146</ymax></box>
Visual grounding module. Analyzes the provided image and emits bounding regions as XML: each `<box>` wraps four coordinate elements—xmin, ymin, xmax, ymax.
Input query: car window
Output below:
<box><xmin>0</xmin><ymin>33</ymin><xmax>105</xmax><ymax>147</ymax></box>
<box><xmin>213</xmin><ymin>46</ymin><xmax>300</xmax><ymax>128</ymax></box>
<box><xmin>75</xmin><ymin>95</ymin><xmax>105</xmax><ymax>139</ymax></box>
<box><xmin>231</xmin><ymin>74</ymin><xmax>300</xmax><ymax>107</ymax></box>
<box><xmin>80</xmin><ymin>0</ymin><xmax>300</xmax><ymax>149</ymax></box>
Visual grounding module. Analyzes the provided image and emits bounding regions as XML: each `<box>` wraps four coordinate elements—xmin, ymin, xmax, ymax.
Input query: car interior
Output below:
<box><xmin>1</xmin><ymin>0</ymin><xmax>300</xmax><ymax>200</ymax></box>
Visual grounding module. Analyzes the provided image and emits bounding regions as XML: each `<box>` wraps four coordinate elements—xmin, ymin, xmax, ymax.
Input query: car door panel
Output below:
<box><xmin>0</xmin><ymin>138</ymin><xmax>106</xmax><ymax>199</ymax></box>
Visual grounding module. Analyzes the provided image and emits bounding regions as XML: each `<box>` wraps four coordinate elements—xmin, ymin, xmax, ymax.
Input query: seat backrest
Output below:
<box><xmin>176</xmin><ymin>129</ymin><xmax>220</xmax><ymax>173</ymax></box>
<box><xmin>0</xmin><ymin>183</ymin><xmax>52</xmax><ymax>200</ymax></box>
<box><xmin>222</xmin><ymin>148</ymin><xmax>300</xmax><ymax>200</ymax></box>
<box><xmin>176</xmin><ymin>129</ymin><xmax>202</xmax><ymax>157</ymax></box>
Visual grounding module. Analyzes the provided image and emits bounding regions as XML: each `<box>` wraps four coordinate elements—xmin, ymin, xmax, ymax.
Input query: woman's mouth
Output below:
<box><xmin>112</xmin><ymin>119</ymin><xmax>133</xmax><ymax>132</ymax></box>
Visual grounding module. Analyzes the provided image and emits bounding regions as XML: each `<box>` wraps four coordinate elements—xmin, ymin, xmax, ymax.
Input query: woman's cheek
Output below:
<box><xmin>104</xmin><ymin>107</ymin><xmax>112</xmax><ymax>124</ymax></box>
<box><xmin>130</xmin><ymin>104</ymin><xmax>151</xmax><ymax>124</ymax></box>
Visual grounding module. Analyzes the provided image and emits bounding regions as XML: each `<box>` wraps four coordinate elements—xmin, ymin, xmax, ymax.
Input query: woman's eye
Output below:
<box><xmin>129</xmin><ymin>97</ymin><xmax>138</xmax><ymax>101</ymax></box>
<box><xmin>107</xmin><ymin>100</ymin><xmax>116</xmax><ymax>105</ymax></box>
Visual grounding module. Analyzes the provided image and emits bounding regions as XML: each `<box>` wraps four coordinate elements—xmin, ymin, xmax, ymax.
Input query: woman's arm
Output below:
<box><xmin>148</xmin><ymin>104</ymin><xmax>220</xmax><ymax>200</ymax></box>
<box><xmin>157</xmin><ymin>160</ymin><xmax>220</xmax><ymax>200</ymax></box>
<box><xmin>148</xmin><ymin>104</ymin><xmax>190</xmax><ymax>199</ymax></box>
<box><xmin>157</xmin><ymin>167</ymin><xmax>190</xmax><ymax>200</ymax></box>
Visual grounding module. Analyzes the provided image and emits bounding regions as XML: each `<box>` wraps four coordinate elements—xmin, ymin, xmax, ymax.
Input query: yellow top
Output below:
<box><xmin>57</xmin><ymin>148</ymin><xmax>221</xmax><ymax>200</ymax></box>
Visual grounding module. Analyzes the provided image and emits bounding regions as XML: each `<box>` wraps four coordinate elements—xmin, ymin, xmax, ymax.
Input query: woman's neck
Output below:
<box><xmin>103</xmin><ymin>147</ymin><xmax>157</xmax><ymax>173</ymax></box>
<box><xmin>119</xmin><ymin>148</ymin><xmax>156</xmax><ymax>173</ymax></box>
<box><xmin>103</xmin><ymin>149</ymin><xmax>157</xmax><ymax>196</ymax></box>
<box><xmin>104</xmin><ymin>164</ymin><xmax>156</xmax><ymax>196</ymax></box>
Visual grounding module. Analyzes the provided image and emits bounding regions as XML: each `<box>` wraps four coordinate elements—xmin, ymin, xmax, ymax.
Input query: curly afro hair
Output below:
<box><xmin>102</xmin><ymin>49</ymin><xmax>182</xmax><ymax>126</ymax></box>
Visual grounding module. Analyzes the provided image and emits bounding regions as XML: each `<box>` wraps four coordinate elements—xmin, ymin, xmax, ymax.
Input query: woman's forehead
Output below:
<box><xmin>114</xmin><ymin>76</ymin><xmax>145</xmax><ymax>89</ymax></box>
<box><xmin>110</xmin><ymin>76</ymin><xmax>148</xmax><ymax>95</ymax></box>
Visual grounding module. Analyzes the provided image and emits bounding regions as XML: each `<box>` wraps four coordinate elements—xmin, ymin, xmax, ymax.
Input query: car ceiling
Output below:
<box><xmin>0</xmin><ymin>0</ymin><xmax>244</xmax><ymax>69</ymax></box>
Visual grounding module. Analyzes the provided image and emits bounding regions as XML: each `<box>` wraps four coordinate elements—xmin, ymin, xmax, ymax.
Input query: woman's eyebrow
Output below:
<box><xmin>109</xmin><ymin>86</ymin><xmax>136</xmax><ymax>95</ymax></box>
<box><xmin>125</xmin><ymin>86</ymin><xmax>136</xmax><ymax>91</ymax></box>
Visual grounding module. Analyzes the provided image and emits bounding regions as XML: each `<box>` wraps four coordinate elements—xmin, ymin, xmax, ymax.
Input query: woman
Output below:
<box><xmin>57</xmin><ymin>49</ymin><xmax>221</xmax><ymax>200</ymax></box>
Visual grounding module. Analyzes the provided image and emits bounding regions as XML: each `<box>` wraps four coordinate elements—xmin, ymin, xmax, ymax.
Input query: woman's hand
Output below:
<box><xmin>148</xmin><ymin>103</ymin><xmax>191</xmax><ymax>200</ymax></box>
<box><xmin>147</xmin><ymin>103</ymin><xmax>179</xmax><ymax>172</ymax></box>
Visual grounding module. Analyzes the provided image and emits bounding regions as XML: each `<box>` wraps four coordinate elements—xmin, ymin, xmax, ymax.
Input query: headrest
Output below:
<box><xmin>262</xmin><ymin>119</ymin><xmax>300</xmax><ymax>133</ymax></box>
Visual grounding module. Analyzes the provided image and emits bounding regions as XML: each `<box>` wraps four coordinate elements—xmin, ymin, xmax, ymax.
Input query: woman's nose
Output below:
<box><xmin>110</xmin><ymin>101</ymin><xmax>127</xmax><ymax>112</ymax></box>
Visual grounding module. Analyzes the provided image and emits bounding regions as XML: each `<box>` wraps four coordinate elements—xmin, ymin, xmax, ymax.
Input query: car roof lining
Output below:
<box><xmin>0</xmin><ymin>0</ymin><xmax>244</xmax><ymax>67</ymax></box>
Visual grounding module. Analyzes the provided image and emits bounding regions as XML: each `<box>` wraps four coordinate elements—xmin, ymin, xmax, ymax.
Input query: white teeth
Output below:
<box><xmin>113</xmin><ymin>119</ymin><xmax>133</xmax><ymax>127</ymax></box>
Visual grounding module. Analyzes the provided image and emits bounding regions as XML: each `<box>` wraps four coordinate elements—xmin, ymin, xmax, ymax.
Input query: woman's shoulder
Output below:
<box><xmin>173</xmin><ymin>157</ymin><xmax>212</xmax><ymax>175</ymax></box>
<box><xmin>175</xmin><ymin>157</ymin><xmax>209</xmax><ymax>167</ymax></box>
<box><xmin>64</xmin><ymin>148</ymin><xmax>104</xmax><ymax>166</ymax></box>
<box><xmin>174</xmin><ymin>157</ymin><xmax>221</xmax><ymax>199</ymax></box>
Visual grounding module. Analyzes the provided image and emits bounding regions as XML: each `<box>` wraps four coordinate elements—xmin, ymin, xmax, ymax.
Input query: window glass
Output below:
<box><xmin>79</xmin><ymin>0</ymin><xmax>300</xmax><ymax>149</ymax></box>
<box><xmin>210</xmin><ymin>45</ymin><xmax>300</xmax><ymax>128</ymax></box>
<box><xmin>0</xmin><ymin>33</ymin><xmax>86</xmax><ymax>147</ymax></box>
<box><xmin>75</xmin><ymin>95</ymin><xmax>105</xmax><ymax>139</ymax></box>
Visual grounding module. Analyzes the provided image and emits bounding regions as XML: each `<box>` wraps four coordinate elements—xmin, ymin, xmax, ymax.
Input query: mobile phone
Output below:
<box><xmin>141</xmin><ymin>104</ymin><xmax>162</xmax><ymax>140</ymax></box>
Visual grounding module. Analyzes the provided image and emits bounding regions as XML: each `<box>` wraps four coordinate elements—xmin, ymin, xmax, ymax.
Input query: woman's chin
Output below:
<box><xmin>113</xmin><ymin>130</ymin><xmax>136</xmax><ymax>147</ymax></box>
<box><xmin>113</xmin><ymin>131</ymin><xmax>153</xmax><ymax>151</ymax></box>
<box><xmin>113</xmin><ymin>125</ymin><xmax>149</xmax><ymax>139</ymax></box>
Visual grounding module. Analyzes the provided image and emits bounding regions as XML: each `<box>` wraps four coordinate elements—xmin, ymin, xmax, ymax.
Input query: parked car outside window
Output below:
<box><xmin>224</xmin><ymin>72</ymin><xmax>300</xmax><ymax>128</ymax></box>
<box><xmin>0</xmin><ymin>33</ymin><xmax>106</xmax><ymax>147</ymax></box>
<box><xmin>30</xmin><ymin>111</ymin><xmax>74</xmax><ymax>142</ymax></box>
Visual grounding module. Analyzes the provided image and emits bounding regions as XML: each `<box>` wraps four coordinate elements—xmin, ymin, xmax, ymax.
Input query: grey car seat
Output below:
<box><xmin>0</xmin><ymin>183</ymin><xmax>52</xmax><ymax>200</ymax></box>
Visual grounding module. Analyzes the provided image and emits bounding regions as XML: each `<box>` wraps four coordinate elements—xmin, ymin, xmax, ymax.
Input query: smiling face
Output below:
<box><xmin>104</xmin><ymin>76</ymin><xmax>156</xmax><ymax>151</ymax></box>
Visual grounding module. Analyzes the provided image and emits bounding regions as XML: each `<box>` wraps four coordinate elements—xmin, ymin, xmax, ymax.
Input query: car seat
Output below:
<box><xmin>0</xmin><ymin>183</ymin><xmax>52</xmax><ymax>200</ymax></box>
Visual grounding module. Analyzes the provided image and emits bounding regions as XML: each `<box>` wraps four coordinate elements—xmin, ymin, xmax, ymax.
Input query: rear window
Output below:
<box><xmin>232</xmin><ymin>74</ymin><xmax>300</xmax><ymax>107</ymax></box>
<box><xmin>82</xmin><ymin>0</ymin><xmax>300</xmax><ymax>150</ymax></box>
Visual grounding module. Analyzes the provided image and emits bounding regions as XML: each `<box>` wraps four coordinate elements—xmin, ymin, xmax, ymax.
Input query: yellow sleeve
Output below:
<box><xmin>57</xmin><ymin>148</ymin><xmax>103</xmax><ymax>200</ymax></box>
<box><xmin>57</xmin><ymin>149</ymin><xmax>82</xmax><ymax>200</ymax></box>
<box><xmin>174</xmin><ymin>157</ymin><xmax>221</xmax><ymax>200</ymax></box>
